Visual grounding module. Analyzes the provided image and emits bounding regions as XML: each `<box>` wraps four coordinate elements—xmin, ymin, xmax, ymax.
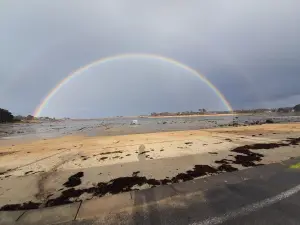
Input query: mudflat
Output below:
<box><xmin>0</xmin><ymin>123</ymin><xmax>299</xmax><ymax>211</ymax></box>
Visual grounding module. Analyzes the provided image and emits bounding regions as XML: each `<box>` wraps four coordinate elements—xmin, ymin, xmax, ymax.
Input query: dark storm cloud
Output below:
<box><xmin>0</xmin><ymin>1</ymin><xmax>299</xmax><ymax>117</ymax></box>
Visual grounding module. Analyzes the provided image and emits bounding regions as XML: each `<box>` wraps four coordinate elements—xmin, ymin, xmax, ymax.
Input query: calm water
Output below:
<box><xmin>1</xmin><ymin>113</ymin><xmax>300</xmax><ymax>140</ymax></box>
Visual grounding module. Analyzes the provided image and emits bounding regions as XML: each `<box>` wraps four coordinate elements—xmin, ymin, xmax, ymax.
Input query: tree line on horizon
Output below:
<box><xmin>0</xmin><ymin>108</ymin><xmax>35</xmax><ymax>123</ymax></box>
<box><xmin>0</xmin><ymin>108</ymin><xmax>14</xmax><ymax>123</ymax></box>
<box><xmin>150</xmin><ymin>104</ymin><xmax>300</xmax><ymax>117</ymax></box>
<box><xmin>294</xmin><ymin>104</ymin><xmax>300</xmax><ymax>112</ymax></box>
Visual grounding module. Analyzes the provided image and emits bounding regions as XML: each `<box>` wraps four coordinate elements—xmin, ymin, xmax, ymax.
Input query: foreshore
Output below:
<box><xmin>0</xmin><ymin>123</ymin><xmax>299</xmax><ymax>210</ymax></box>
<box><xmin>74</xmin><ymin>113</ymin><xmax>239</xmax><ymax>120</ymax></box>
<box><xmin>145</xmin><ymin>113</ymin><xmax>241</xmax><ymax>118</ymax></box>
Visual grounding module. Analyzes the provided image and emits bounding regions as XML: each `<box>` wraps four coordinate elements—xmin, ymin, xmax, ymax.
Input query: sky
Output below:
<box><xmin>0</xmin><ymin>1</ymin><xmax>299</xmax><ymax>118</ymax></box>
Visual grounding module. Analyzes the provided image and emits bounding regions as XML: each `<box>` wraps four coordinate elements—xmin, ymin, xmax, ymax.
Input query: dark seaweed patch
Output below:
<box><xmin>99</xmin><ymin>157</ymin><xmax>108</xmax><ymax>161</ymax></box>
<box><xmin>99</xmin><ymin>151</ymin><xmax>122</xmax><ymax>155</ymax></box>
<box><xmin>215</xmin><ymin>159</ymin><xmax>231</xmax><ymax>164</ymax></box>
<box><xmin>139</xmin><ymin>151</ymin><xmax>150</xmax><ymax>155</ymax></box>
<box><xmin>217</xmin><ymin>164</ymin><xmax>238</xmax><ymax>172</ymax></box>
<box><xmin>132</xmin><ymin>171</ymin><xmax>140</xmax><ymax>176</ymax></box>
<box><xmin>0</xmin><ymin>201</ymin><xmax>41</xmax><ymax>211</ymax></box>
<box><xmin>171</xmin><ymin>165</ymin><xmax>218</xmax><ymax>182</ymax></box>
<box><xmin>0</xmin><ymin>151</ymin><xmax>17</xmax><ymax>156</ymax></box>
<box><xmin>225</xmin><ymin>138</ymin><xmax>232</xmax><ymax>142</ymax></box>
<box><xmin>215</xmin><ymin>137</ymin><xmax>300</xmax><ymax>168</ymax></box>
<box><xmin>63</xmin><ymin>172</ymin><xmax>84</xmax><ymax>188</ymax></box>
<box><xmin>24</xmin><ymin>170</ymin><xmax>33</xmax><ymax>175</ymax></box>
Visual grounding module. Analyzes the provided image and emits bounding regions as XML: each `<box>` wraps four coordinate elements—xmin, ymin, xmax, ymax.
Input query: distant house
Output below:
<box><xmin>277</xmin><ymin>107</ymin><xmax>293</xmax><ymax>113</ymax></box>
<box><xmin>26</xmin><ymin>115</ymin><xmax>34</xmax><ymax>120</ymax></box>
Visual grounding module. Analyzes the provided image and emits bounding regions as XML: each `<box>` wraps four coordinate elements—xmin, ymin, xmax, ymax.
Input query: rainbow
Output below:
<box><xmin>33</xmin><ymin>53</ymin><xmax>233</xmax><ymax>117</ymax></box>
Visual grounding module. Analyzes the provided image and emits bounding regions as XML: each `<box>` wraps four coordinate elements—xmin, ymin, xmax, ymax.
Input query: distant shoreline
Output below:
<box><xmin>143</xmin><ymin>113</ymin><xmax>245</xmax><ymax>119</ymax></box>
<box><xmin>11</xmin><ymin>112</ymin><xmax>297</xmax><ymax>122</ymax></box>
<box><xmin>72</xmin><ymin>113</ymin><xmax>246</xmax><ymax>120</ymax></box>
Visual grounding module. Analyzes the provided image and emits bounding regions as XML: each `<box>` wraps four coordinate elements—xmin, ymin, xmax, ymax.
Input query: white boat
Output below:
<box><xmin>130</xmin><ymin>120</ymin><xmax>138</xmax><ymax>125</ymax></box>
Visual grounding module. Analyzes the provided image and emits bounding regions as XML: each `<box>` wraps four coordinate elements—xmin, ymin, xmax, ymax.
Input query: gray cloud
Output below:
<box><xmin>0</xmin><ymin>1</ymin><xmax>299</xmax><ymax>117</ymax></box>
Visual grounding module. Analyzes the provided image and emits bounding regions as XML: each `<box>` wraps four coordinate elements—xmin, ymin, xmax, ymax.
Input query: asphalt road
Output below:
<box><xmin>59</xmin><ymin>159</ymin><xmax>300</xmax><ymax>225</ymax></box>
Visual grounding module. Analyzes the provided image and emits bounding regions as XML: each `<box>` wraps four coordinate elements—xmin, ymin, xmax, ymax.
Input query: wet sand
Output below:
<box><xmin>145</xmin><ymin>113</ymin><xmax>241</xmax><ymax>118</ymax></box>
<box><xmin>0</xmin><ymin>123</ymin><xmax>299</xmax><ymax>210</ymax></box>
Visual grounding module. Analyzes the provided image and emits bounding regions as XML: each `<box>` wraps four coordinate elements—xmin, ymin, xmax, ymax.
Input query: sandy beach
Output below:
<box><xmin>0</xmin><ymin>122</ymin><xmax>299</xmax><ymax>210</ymax></box>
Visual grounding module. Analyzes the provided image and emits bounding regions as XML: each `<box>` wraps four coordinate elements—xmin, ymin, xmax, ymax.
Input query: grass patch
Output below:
<box><xmin>289</xmin><ymin>163</ymin><xmax>300</xmax><ymax>169</ymax></box>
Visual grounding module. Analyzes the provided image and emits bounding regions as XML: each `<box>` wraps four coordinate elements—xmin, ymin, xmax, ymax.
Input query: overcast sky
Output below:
<box><xmin>0</xmin><ymin>1</ymin><xmax>299</xmax><ymax>118</ymax></box>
